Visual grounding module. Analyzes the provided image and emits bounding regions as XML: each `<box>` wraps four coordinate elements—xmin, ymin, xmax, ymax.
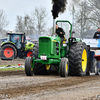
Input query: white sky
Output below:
<box><xmin>0</xmin><ymin>0</ymin><xmax>72</xmax><ymax>31</ymax></box>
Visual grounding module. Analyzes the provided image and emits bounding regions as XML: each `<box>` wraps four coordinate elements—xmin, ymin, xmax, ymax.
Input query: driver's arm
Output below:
<box><xmin>60</xmin><ymin>28</ymin><xmax>65</xmax><ymax>35</ymax></box>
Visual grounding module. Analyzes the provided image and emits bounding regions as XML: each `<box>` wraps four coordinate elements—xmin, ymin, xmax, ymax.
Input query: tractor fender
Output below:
<box><xmin>25</xmin><ymin>42</ymin><xmax>34</xmax><ymax>51</ymax></box>
<box><xmin>1</xmin><ymin>42</ymin><xmax>17</xmax><ymax>51</ymax></box>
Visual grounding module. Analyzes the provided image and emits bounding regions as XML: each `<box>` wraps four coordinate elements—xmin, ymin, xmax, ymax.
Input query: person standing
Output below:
<box><xmin>93</xmin><ymin>28</ymin><xmax>100</xmax><ymax>39</ymax></box>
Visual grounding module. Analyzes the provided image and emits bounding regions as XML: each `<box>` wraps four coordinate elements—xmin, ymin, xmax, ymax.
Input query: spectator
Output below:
<box><xmin>93</xmin><ymin>28</ymin><xmax>100</xmax><ymax>39</ymax></box>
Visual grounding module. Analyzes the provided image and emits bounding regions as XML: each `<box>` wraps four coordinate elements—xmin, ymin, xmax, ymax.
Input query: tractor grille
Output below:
<box><xmin>39</xmin><ymin>38</ymin><xmax>51</xmax><ymax>55</ymax></box>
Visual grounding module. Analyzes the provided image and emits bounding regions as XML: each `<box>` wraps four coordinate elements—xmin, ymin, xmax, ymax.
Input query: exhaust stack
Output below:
<box><xmin>53</xmin><ymin>19</ymin><xmax>56</xmax><ymax>35</ymax></box>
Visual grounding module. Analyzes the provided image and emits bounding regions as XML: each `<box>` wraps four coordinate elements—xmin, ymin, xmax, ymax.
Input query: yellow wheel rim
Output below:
<box><xmin>45</xmin><ymin>65</ymin><xmax>50</xmax><ymax>70</ymax></box>
<box><xmin>31</xmin><ymin>61</ymin><xmax>33</xmax><ymax>71</ymax></box>
<box><xmin>82</xmin><ymin>49</ymin><xmax>87</xmax><ymax>72</ymax></box>
<box><xmin>66</xmin><ymin>63</ymin><xmax>68</xmax><ymax>72</ymax></box>
<box><xmin>31</xmin><ymin>68</ymin><xmax>33</xmax><ymax>71</ymax></box>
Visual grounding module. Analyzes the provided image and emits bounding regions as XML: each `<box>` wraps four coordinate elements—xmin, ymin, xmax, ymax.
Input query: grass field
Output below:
<box><xmin>0</xmin><ymin>65</ymin><xmax>18</xmax><ymax>67</ymax></box>
<box><xmin>0</xmin><ymin>67</ymin><xmax>24</xmax><ymax>71</ymax></box>
<box><xmin>0</xmin><ymin>59</ymin><xmax>25</xmax><ymax>71</ymax></box>
<box><xmin>0</xmin><ymin>64</ymin><xmax>24</xmax><ymax>71</ymax></box>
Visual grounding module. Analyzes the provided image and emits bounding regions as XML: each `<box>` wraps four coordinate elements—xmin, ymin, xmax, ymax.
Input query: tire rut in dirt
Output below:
<box><xmin>1</xmin><ymin>75</ymin><xmax>100</xmax><ymax>98</ymax></box>
<box><xmin>1</xmin><ymin>44</ymin><xmax>17</xmax><ymax>60</ymax></box>
<box><xmin>68</xmin><ymin>42</ymin><xmax>88</xmax><ymax>76</ymax></box>
<box><xmin>0</xmin><ymin>70</ymin><xmax>25</xmax><ymax>76</ymax></box>
<box><xmin>33</xmin><ymin>42</ymin><xmax>49</xmax><ymax>75</ymax></box>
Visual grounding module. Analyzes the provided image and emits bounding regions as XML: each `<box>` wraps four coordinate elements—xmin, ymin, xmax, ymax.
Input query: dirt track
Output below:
<box><xmin>0</xmin><ymin>70</ymin><xmax>100</xmax><ymax>100</ymax></box>
<box><xmin>0</xmin><ymin>59</ymin><xmax>25</xmax><ymax>65</ymax></box>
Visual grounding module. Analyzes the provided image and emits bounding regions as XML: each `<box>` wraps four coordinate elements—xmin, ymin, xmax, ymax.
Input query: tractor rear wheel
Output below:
<box><xmin>25</xmin><ymin>57</ymin><xmax>34</xmax><ymax>76</ymax></box>
<box><xmin>26</xmin><ymin>50</ymin><xmax>33</xmax><ymax>57</ymax></box>
<box><xmin>33</xmin><ymin>42</ymin><xmax>50</xmax><ymax>75</ymax></box>
<box><xmin>1</xmin><ymin>44</ymin><xmax>17</xmax><ymax>60</ymax></box>
<box><xmin>34</xmin><ymin>64</ymin><xmax>50</xmax><ymax>75</ymax></box>
<box><xmin>60</xmin><ymin>58</ymin><xmax>69</xmax><ymax>77</ymax></box>
<box><xmin>69</xmin><ymin>42</ymin><xmax>88</xmax><ymax>76</ymax></box>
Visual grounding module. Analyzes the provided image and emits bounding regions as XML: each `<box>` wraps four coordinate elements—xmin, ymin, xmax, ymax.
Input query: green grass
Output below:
<box><xmin>0</xmin><ymin>65</ymin><xmax>9</xmax><ymax>67</ymax></box>
<box><xmin>0</xmin><ymin>68</ymin><xmax>24</xmax><ymax>71</ymax></box>
<box><xmin>0</xmin><ymin>65</ymin><xmax>19</xmax><ymax>67</ymax></box>
<box><xmin>0</xmin><ymin>64</ymin><xmax>25</xmax><ymax>71</ymax></box>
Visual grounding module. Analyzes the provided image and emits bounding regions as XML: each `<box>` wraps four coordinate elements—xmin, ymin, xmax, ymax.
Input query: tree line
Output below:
<box><xmin>1</xmin><ymin>1</ymin><xmax>100</xmax><ymax>38</ymax></box>
<box><xmin>0</xmin><ymin>6</ymin><xmax>48</xmax><ymax>37</ymax></box>
<box><xmin>71</xmin><ymin>0</ymin><xmax>100</xmax><ymax>38</ymax></box>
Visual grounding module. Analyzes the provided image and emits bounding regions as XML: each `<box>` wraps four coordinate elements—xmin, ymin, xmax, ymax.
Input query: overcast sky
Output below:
<box><xmin>0</xmin><ymin>0</ymin><xmax>72</xmax><ymax>31</ymax></box>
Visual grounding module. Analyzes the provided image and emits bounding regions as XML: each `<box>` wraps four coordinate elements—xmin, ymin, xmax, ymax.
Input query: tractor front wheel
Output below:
<box><xmin>32</xmin><ymin>42</ymin><xmax>50</xmax><ymax>75</ymax></box>
<box><xmin>60</xmin><ymin>58</ymin><xmax>69</xmax><ymax>77</ymax></box>
<box><xmin>25</xmin><ymin>57</ymin><xmax>34</xmax><ymax>76</ymax></box>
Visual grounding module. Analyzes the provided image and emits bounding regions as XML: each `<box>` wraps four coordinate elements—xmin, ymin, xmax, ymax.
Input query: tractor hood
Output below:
<box><xmin>38</xmin><ymin>35</ymin><xmax>61</xmax><ymax>58</ymax></box>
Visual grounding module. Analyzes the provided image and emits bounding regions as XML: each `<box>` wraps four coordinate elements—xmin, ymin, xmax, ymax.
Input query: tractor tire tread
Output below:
<box><xmin>68</xmin><ymin>42</ymin><xmax>87</xmax><ymax>76</ymax></box>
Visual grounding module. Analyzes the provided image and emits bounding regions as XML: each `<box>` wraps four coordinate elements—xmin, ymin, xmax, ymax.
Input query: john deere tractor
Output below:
<box><xmin>0</xmin><ymin>32</ymin><xmax>34</xmax><ymax>60</ymax></box>
<box><xmin>25</xmin><ymin>20</ymin><xmax>91</xmax><ymax>77</ymax></box>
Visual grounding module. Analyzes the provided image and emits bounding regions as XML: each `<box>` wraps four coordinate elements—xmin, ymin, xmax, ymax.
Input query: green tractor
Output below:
<box><xmin>25</xmin><ymin>20</ymin><xmax>89</xmax><ymax>77</ymax></box>
<box><xmin>0</xmin><ymin>32</ymin><xmax>34</xmax><ymax>60</ymax></box>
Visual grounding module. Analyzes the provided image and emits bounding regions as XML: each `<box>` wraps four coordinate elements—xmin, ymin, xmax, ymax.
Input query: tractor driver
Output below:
<box><xmin>93</xmin><ymin>28</ymin><xmax>100</xmax><ymax>39</ymax></box>
<box><xmin>56</xmin><ymin>24</ymin><xmax>65</xmax><ymax>45</ymax></box>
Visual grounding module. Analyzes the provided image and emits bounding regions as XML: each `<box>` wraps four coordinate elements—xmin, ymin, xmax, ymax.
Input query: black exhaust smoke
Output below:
<box><xmin>51</xmin><ymin>0</ymin><xmax>67</xmax><ymax>19</ymax></box>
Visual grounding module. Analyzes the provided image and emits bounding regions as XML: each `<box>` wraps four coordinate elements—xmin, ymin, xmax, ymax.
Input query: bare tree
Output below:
<box><xmin>0</xmin><ymin>10</ymin><xmax>9</xmax><ymax>34</ymax></box>
<box><xmin>15</xmin><ymin>6</ymin><xmax>48</xmax><ymax>35</ymax></box>
<box><xmin>32</xmin><ymin>6</ymin><xmax>48</xmax><ymax>34</ymax></box>
<box><xmin>72</xmin><ymin>0</ymin><xmax>100</xmax><ymax>32</ymax></box>
<box><xmin>70</xmin><ymin>0</ymin><xmax>81</xmax><ymax>6</ymax></box>
<box><xmin>75</xmin><ymin>2</ymin><xmax>90</xmax><ymax>32</ymax></box>
<box><xmin>69</xmin><ymin>0</ymin><xmax>100</xmax><ymax>38</ymax></box>
<box><xmin>15</xmin><ymin>14</ymin><xmax>35</xmax><ymax>35</ymax></box>
<box><xmin>88</xmin><ymin>0</ymin><xmax>100</xmax><ymax>27</ymax></box>
<box><xmin>15</xmin><ymin>16</ymin><xmax>24</xmax><ymax>32</ymax></box>
<box><xmin>71</xmin><ymin>1</ymin><xmax>94</xmax><ymax>38</ymax></box>
<box><xmin>23</xmin><ymin>14</ymin><xmax>35</xmax><ymax>35</ymax></box>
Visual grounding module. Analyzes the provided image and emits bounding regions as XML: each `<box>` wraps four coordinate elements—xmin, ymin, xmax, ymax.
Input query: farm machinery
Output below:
<box><xmin>0</xmin><ymin>32</ymin><xmax>34</xmax><ymax>60</ymax></box>
<box><xmin>25</xmin><ymin>20</ymin><xmax>99</xmax><ymax>77</ymax></box>
<box><xmin>82</xmin><ymin>39</ymin><xmax>100</xmax><ymax>74</ymax></box>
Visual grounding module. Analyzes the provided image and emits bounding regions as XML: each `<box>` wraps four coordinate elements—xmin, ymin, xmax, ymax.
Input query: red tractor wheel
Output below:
<box><xmin>1</xmin><ymin>44</ymin><xmax>17</xmax><ymax>60</ymax></box>
<box><xmin>26</xmin><ymin>50</ymin><xmax>33</xmax><ymax>57</ymax></box>
<box><xmin>4</xmin><ymin>47</ymin><xmax>14</xmax><ymax>58</ymax></box>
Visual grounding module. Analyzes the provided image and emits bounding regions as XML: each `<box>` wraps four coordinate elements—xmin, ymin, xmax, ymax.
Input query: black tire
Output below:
<box><xmin>33</xmin><ymin>42</ymin><xmax>50</xmax><ymax>75</ymax></box>
<box><xmin>25</xmin><ymin>57</ymin><xmax>34</xmax><ymax>76</ymax></box>
<box><xmin>34</xmin><ymin>63</ymin><xmax>50</xmax><ymax>75</ymax></box>
<box><xmin>33</xmin><ymin>42</ymin><xmax>39</xmax><ymax>58</ymax></box>
<box><xmin>68</xmin><ymin>42</ymin><xmax>88</xmax><ymax>76</ymax></box>
<box><xmin>93</xmin><ymin>58</ymin><xmax>99</xmax><ymax>75</ymax></box>
<box><xmin>60</xmin><ymin>58</ymin><xmax>69</xmax><ymax>77</ymax></box>
<box><xmin>26</xmin><ymin>50</ymin><xmax>33</xmax><ymax>57</ymax></box>
<box><xmin>1</xmin><ymin>44</ymin><xmax>17</xmax><ymax>60</ymax></box>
